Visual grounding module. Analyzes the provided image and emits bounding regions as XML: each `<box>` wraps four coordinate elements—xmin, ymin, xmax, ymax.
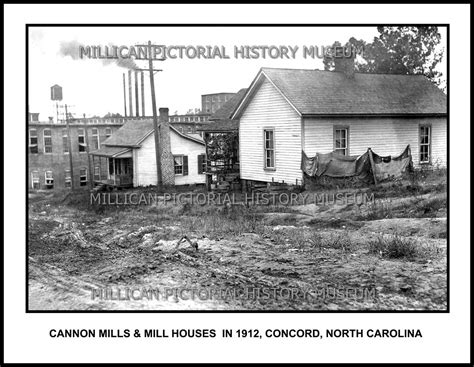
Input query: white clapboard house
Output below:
<box><xmin>231</xmin><ymin>65</ymin><xmax>448</xmax><ymax>185</ymax></box>
<box><xmin>90</xmin><ymin>113</ymin><xmax>206</xmax><ymax>188</ymax></box>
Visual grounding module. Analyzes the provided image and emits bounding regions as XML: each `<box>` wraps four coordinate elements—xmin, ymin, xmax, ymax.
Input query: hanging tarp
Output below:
<box><xmin>371</xmin><ymin>145</ymin><xmax>412</xmax><ymax>181</ymax></box>
<box><xmin>301</xmin><ymin>145</ymin><xmax>412</xmax><ymax>183</ymax></box>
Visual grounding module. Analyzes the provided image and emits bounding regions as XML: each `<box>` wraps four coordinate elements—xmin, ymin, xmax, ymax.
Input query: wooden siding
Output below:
<box><xmin>303</xmin><ymin>117</ymin><xmax>447</xmax><ymax>167</ymax></box>
<box><xmin>239</xmin><ymin>78</ymin><xmax>303</xmax><ymax>184</ymax></box>
<box><xmin>135</xmin><ymin>130</ymin><xmax>206</xmax><ymax>186</ymax></box>
<box><xmin>169</xmin><ymin>132</ymin><xmax>206</xmax><ymax>185</ymax></box>
<box><xmin>135</xmin><ymin>133</ymin><xmax>157</xmax><ymax>186</ymax></box>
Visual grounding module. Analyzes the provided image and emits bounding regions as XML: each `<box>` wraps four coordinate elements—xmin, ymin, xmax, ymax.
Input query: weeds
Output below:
<box><xmin>367</xmin><ymin>234</ymin><xmax>438</xmax><ymax>260</ymax></box>
<box><xmin>323</xmin><ymin>231</ymin><xmax>354</xmax><ymax>252</ymax></box>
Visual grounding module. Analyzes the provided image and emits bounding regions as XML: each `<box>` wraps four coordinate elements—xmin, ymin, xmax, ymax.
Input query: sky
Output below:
<box><xmin>28</xmin><ymin>26</ymin><xmax>447</xmax><ymax>121</ymax></box>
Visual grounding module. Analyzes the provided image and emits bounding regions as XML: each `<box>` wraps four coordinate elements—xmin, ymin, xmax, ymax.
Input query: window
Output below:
<box><xmin>65</xmin><ymin>170</ymin><xmax>71</xmax><ymax>188</ymax></box>
<box><xmin>264</xmin><ymin>129</ymin><xmax>275</xmax><ymax>169</ymax></box>
<box><xmin>43</xmin><ymin>129</ymin><xmax>52</xmax><ymax>153</ymax></box>
<box><xmin>174</xmin><ymin>155</ymin><xmax>188</xmax><ymax>176</ymax></box>
<box><xmin>62</xmin><ymin>129</ymin><xmax>69</xmax><ymax>153</ymax></box>
<box><xmin>79</xmin><ymin>168</ymin><xmax>87</xmax><ymax>186</ymax></box>
<box><xmin>198</xmin><ymin>154</ymin><xmax>206</xmax><ymax>174</ymax></box>
<box><xmin>31</xmin><ymin>171</ymin><xmax>40</xmax><ymax>189</ymax></box>
<box><xmin>334</xmin><ymin>127</ymin><xmax>349</xmax><ymax>156</ymax></box>
<box><xmin>108</xmin><ymin>158</ymin><xmax>114</xmax><ymax>175</ymax></box>
<box><xmin>94</xmin><ymin>166</ymin><xmax>101</xmax><ymax>181</ymax></box>
<box><xmin>105</xmin><ymin>128</ymin><xmax>112</xmax><ymax>139</ymax></box>
<box><xmin>45</xmin><ymin>171</ymin><xmax>54</xmax><ymax>188</ymax></box>
<box><xmin>29</xmin><ymin>129</ymin><xmax>38</xmax><ymax>154</ymax></box>
<box><xmin>78</xmin><ymin>128</ymin><xmax>86</xmax><ymax>152</ymax></box>
<box><xmin>420</xmin><ymin>125</ymin><xmax>431</xmax><ymax>164</ymax></box>
<box><xmin>92</xmin><ymin>128</ymin><xmax>100</xmax><ymax>150</ymax></box>
<box><xmin>174</xmin><ymin>155</ymin><xmax>183</xmax><ymax>175</ymax></box>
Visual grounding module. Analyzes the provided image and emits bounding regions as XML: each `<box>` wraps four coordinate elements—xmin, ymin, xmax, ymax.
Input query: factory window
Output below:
<box><xmin>43</xmin><ymin>129</ymin><xmax>52</xmax><ymax>153</ymax></box>
<box><xmin>78</xmin><ymin>128</ymin><xmax>86</xmax><ymax>152</ymax></box>
<box><xmin>420</xmin><ymin>125</ymin><xmax>432</xmax><ymax>164</ymax></box>
<box><xmin>45</xmin><ymin>171</ymin><xmax>54</xmax><ymax>189</ymax></box>
<box><xmin>65</xmin><ymin>170</ymin><xmax>71</xmax><ymax>188</ymax></box>
<box><xmin>94</xmin><ymin>166</ymin><xmax>101</xmax><ymax>181</ymax></box>
<box><xmin>62</xmin><ymin>129</ymin><xmax>69</xmax><ymax>153</ymax></box>
<box><xmin>264</xmin><ymin>129</ymin><xmax>275</xmax><ymax>169</ymax></box>
<box><xmin>29</xmin><ymin>129</ymin><xmax>38</xmax><ymax>154</ymax></box>
<box><xmin>185</xmin><ymin>117</ymin><xmax>189</xmax><ymax>122</ymax></box>
<box><xmin>79</xmin><ymin>168</ymin><xmax>88</xmax><ymax>186</ymax></box>
<box><xmin>105</xmin><ymin>128</ymin><xmax>112</xmax><ymax>139</ymax></box>
<box><xmin>31</xmin><ymin>171</ymin><xmax>40</xmax><ymax>189</ymax></box>
<box><xmin>334</xmin><ymin>127</ymin><xmax>349</xmax><ymax>156</ymax></box>
<box><xmin>92</xmin><ymin>128</ymin><xmax>100</xmax><ymax>150</ymax></box>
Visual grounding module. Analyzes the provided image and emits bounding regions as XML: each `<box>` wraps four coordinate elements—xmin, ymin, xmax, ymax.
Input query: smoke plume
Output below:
<box><xmin>59</xmin><ymin>40</ymin><xmax>137</xmax><ymax>69</ymax></box>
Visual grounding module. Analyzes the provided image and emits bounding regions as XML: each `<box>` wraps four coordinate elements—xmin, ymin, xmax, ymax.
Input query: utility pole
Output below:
<box><xmin>146</xmin><ymin>41</ymin><xmax>163</xmax><ymax>189</ymax></box>
<box><xmin>83</xmin><ymin>119</ymin><xmax>94</xmax><ymax>190</ymax></box>
<box><xmin>65</xmin><ymin>104</ymin><xmax>74</xmax><ymax>190</ymax></box>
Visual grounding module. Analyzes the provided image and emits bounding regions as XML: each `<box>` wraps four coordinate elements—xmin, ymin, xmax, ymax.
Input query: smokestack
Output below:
<box><xmin>128</xmin><ymin>70</ymin><xmax>133</xmax><ymax>117</ymax></box>
<box><xmin>135</xmin><ymin>70</ymin><xmax>139</xmax><ymax>117</ymax></box>
<box><xmin>141</xmin><ymin>71</ymin><xmax>145</xmax><ymax>117</ymax></box>
<box><xmin>333</xmin><ymin>46</ymin><xmax>355</xmax><ymax>79</ymax></box>
<box><xmin>122</xmin><ymin>73</ymin><xmax>127</xmax><ymax>117</ymax></box>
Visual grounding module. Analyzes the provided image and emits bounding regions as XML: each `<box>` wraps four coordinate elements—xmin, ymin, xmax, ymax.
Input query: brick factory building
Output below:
<box><xmin>28</xmin><ymin>114</ymin><xmax>123</xmax><ymax>190</ymax></box>
<box><xmin>201</xmin><ymin>92</ymin><xmax>236</xmax><ymax>114</ymax></box>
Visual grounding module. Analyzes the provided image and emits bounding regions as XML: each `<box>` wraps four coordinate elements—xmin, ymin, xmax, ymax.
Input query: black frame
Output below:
<box><xmin>25</xmin><ymin>23</ymin><xmax>451</xmax><ymax>315</ymax></box>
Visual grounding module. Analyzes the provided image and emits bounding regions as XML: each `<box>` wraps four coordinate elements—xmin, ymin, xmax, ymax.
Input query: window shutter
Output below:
<box><xmin>183</xmin><ymin>156</ymin><xmax>189</xmax><ymax>176</ymax></box>
<box><xmin>197</xmin><ymin>154</ymin><xmax>204</xmax><ymax>174</ymax></box>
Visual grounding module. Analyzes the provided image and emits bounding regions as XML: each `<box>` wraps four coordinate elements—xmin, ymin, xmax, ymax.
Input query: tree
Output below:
<box><xmin>323</xmin><ymin>27</ymin><xmax>445</xmax><ymax>91</ymax></box>
<box><xmin>103</xmin><ymin>112</ymin><xmax>123</xmax><ymax>118</ymax></box>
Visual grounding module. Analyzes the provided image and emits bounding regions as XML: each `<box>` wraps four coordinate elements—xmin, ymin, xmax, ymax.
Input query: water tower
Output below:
<box><xmin>50</xmin><ymin>84</ymin><xmax>63</xmax><ymax>123</ymax></box>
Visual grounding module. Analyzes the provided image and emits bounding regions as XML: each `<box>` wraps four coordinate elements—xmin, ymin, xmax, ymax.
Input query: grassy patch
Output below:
<box><xmin>367</xmin><ymin>234</ymin><xmax>439</xmax><ymax>260</ymax></box>
<box><xmin>323</xmin><ymin>231</ymin><xmax>355</xmax><ymax>252</ymax></box>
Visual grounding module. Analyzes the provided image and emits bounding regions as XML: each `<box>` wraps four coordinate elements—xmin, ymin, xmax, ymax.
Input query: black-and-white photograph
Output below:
<box><xmin>27</xmin><ymin>25</ymin><xmax>448</xmax><ymax>311</ymax></box>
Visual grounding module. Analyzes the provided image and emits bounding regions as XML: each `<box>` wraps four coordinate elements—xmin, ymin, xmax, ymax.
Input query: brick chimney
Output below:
<box><xmin>333</xmin><ymin>46</ymin><xmax>355</xmax><ymax>79</ymax></box>
<box><xmin>158</xmin><ymin>108</ymin><xmax>175</xmax><ymax>186</ymax></box>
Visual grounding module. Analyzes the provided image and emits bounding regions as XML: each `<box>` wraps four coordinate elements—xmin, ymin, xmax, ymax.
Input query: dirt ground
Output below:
<box><xmin>28</xmin><ymin>173</ymin><xmax>447</xmax><ymax>311</ymax></box>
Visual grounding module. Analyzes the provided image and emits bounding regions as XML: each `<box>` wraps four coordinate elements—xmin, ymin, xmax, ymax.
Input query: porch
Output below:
<box><xmin>90</xmin><ymin>147</ymin><xmax>134</xmax><ymax>189</ymax></box>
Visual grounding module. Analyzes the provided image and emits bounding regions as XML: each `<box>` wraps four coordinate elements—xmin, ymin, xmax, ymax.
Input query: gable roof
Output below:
<box><xmin>233</xmin><ymin>68</ymin><xmax>447</xmax><ymax>118</ymax></box>
<box><xmin>102</xmin><ymin>119</ymin><xmax>154</xmax><ymax>147</ymax></box>
<box><xmin>98</xmin><ymin>119</ymin><xmax>204</xmax><ymax>149</ymax></box>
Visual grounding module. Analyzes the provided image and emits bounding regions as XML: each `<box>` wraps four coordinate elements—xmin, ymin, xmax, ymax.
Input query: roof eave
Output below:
<box><xmin>302</xmin><ymin>113</ymin><xmax>447</xmax><ymax>118</ymax></box>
